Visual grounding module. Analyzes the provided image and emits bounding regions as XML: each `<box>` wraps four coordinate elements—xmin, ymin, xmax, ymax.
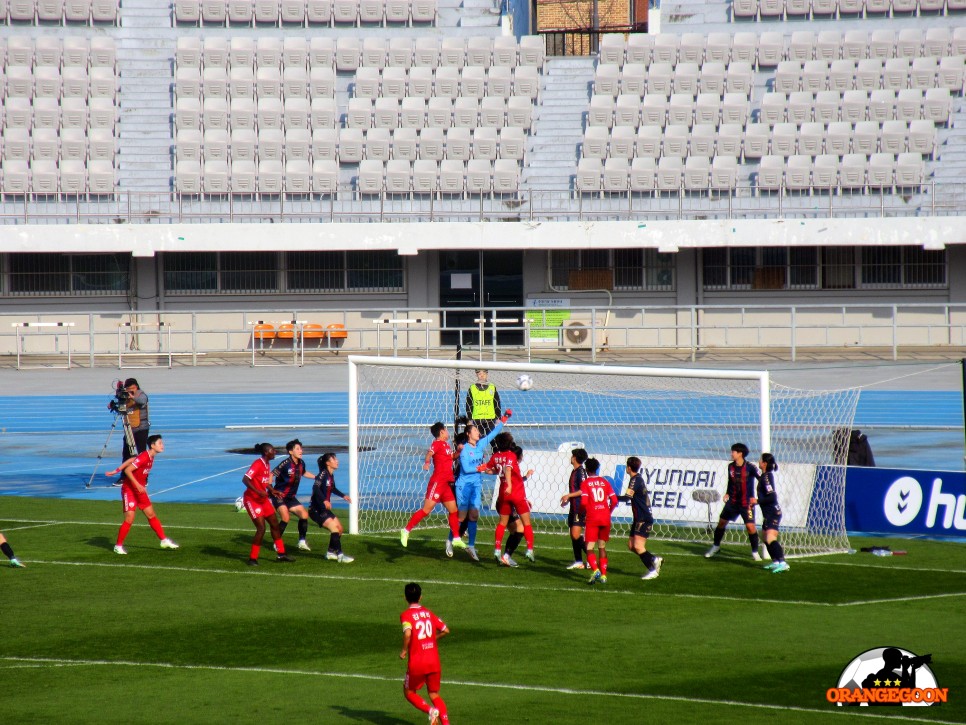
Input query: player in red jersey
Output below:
<box><xmin>242</xmin><ymin>442</ymin><xmax>294</xmax><ymax>566</ymax></box>
<box><xmin>113</xmin><ymin>434</ymin><xmax>179</xmax><ymax>555</ymax></box>
<box><xmin>560</xmin><ymin>457</ymin><xmax>617</xmax><ymax>585</ymax></box>
<box><xmin>400</xmin><ymin>422</ymin><xmax>467</xmax><ymax>551</ymax></box>
<box><xmin>400</xmin><ymin>582</ymin><xmax>450</xmax><ymax>725</ymax></box>
<box><xmin>481</xmin><ymin>432</ymin><xmax>535</xmax><ymax>566</ymax></box>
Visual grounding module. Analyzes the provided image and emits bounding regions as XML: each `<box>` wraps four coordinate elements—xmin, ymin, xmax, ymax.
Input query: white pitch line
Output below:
<box><xmin>150</xmin><ymin>465</ymin><xmax>249</xmax><ymax>496</ymax></box>
<box><xmin>3</xmin><ymin>559</ymin><xmax>861</xmax><ymax>607</ymax></box>
<box><xmin>0</xmin><ymin>656</ymin><xmax>959</xmax><ymax>725</ymax></box>
<box><xmin>0</xmin><ymin>522</ymin><xmax>62</xmax><ymax>533</ymax></box>
<box><xmin>839</xmin><ymin>591</ymin><xmax>966</xmax><ymax>606</ymax></box>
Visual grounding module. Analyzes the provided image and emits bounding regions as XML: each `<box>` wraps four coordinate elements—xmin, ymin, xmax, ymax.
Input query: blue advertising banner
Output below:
<box><xmin>842</xmin><ymin>466</ymin><xmax>966</xmax><ymax>537</ymax></box>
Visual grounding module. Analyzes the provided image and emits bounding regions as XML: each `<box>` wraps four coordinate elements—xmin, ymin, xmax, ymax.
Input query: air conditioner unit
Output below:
<box><xmin>562</xmin><ymin>321</ymin><xmax>607</xmax><ymax>351</ymax></box>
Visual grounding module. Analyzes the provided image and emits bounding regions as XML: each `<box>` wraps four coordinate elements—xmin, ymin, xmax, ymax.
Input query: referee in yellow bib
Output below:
<box><xmin>465</xmin><ymin>369</ymin><xmax>503</xmax><ymax>442</ymax></box>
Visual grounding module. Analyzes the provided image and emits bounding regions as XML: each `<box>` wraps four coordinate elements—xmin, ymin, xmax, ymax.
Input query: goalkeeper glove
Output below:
<box><xmin>476</xmin><ymin>464</ymin><xmax>488</xmax><ymax>473</ymax></box>
<box><xmin>500</xmin><ymin>409</ymin><xmax>513</xmax><ymax>423</ymax></box>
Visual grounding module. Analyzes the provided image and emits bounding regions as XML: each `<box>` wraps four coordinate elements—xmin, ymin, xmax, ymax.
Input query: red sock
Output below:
<box><xmin>447</xmin><ymin>511</ymin><xmax>460</xmax><ymax>538</ymax></box>
<box><xmin>249</xmin><ymin>544</ymin><xmax>260</xmax><ymax>560</ymax></box>
<box><xmin>405</xmin><ymin>509</ymin><xmax>428</xmax><ymax>532</ymax></box>
<box><xmin>405</xmin><ymin>690</ymin><xmax>431</xmax><ymax>714</ymax></box>
<box><xmin>587</xmin><ymin>552</ymin><xmax>598</xmax><ymax>571</ymax></box>
<box><xmin>148</xmin><ymin>516</ymin><xmax>166</xmax><ymax>540</ymax></box>
<box><xmin>494</xmin><ymin>523</ymin><xmax>506</xmax><ymax>551</ymax></box>
<box><xmin>274</xmin><ymin>538</ymin><xmax>286</xmax><ymax>555</ymax></box>
<box><xmin>523</xmin><ymin>524</ymin><xmax>534</xmax><ymax>549</ymax></box>
<box><xmin>430</xmin><ymin>695</ymin><xmax>449</xmax><ymax>724</ymax></box>
<box><xmin>601</xmin><ymin>556</ymin><xmax>608</xmax><ymax>575</ymax></box>
<box><xmin>116</xmin><ymin>520</ymin><xmax>132</xmax><ymax>546</ymax></box>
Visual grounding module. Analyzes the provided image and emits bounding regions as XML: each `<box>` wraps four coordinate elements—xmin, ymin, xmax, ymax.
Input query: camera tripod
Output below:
<box><xmin>86</xmin><ymin>410</ymin><xmax>136</xmax><ymax>489</ymax></box>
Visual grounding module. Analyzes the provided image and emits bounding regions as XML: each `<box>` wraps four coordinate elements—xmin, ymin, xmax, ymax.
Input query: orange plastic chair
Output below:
<box><xmin>302</xmin><ymin>323</ymin><xmax>326</xmax><ymax>340</ymax></box>
<box><xmin>253</xmin><ymin>323</ymin><xmax>276</xmax><ymax>340</ymax></box>
<box><xmin>276</xmin><ymin>323</ymin><xmax>296</xmax><ymax>340</ymax></box>
<box><xmin>326</xmin><ymin>323</ymin><xmax>348</xmax><ymax>339</ymax></box>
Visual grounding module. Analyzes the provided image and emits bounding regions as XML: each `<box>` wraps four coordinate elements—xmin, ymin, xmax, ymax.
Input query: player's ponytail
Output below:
<box><xmin>761</xmin><ymin>452</ymin><xmax>778</xmax><ymax>471</ymax></box>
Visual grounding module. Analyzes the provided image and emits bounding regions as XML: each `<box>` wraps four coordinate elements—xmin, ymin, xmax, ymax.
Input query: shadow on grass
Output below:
<box><xmin>86</xmin><ymin>536</ymin><xmax>115</xmax><ymax>551</ymax></box>
<box><xmin>328</xmin><ymin>705</ymin><xmax>410</xmax><ymax>724</ymax></box>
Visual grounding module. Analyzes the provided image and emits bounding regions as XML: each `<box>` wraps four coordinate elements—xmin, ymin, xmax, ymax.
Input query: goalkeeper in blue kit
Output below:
<box><xmin>446</xmin><ymin>408</ymin><xmax>513</xmax><ymax>561</ymax></box>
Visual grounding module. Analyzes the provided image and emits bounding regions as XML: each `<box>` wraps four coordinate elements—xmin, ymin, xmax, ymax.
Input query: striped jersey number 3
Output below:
<box><xmin>415</xmin><ymin>619</ymin><xmax>433</xmax><ymax>641</ymax></box>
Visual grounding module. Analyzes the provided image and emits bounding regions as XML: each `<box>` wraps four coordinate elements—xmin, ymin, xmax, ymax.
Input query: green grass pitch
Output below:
<box><xmin>1</xmin><ymin>498</ymin><xmax>964</xmax><ymax>724</ymax></box>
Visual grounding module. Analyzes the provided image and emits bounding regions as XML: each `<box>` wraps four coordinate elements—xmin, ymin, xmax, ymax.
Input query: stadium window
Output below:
<box><xmin>345</xmin><ymin>250</ymin><xmax>404</xmax><ymax>292</ymax></box>
<box><xmin>821</xmin><ymin>247</ymin><xmax>855</xmax><ymax>289</ymax></box>
<box><xmin>7</xmin><ymin>253</ymin><xmax>129</xmax><ymax>296</ymax></box>
<box><xmin>860</xmin><ymin>247</ymin><xmax>946</xmax><ymax>288</ymax></box>
<box><xmin>551</xmin><ymin>249</ymin><xmax>675</xmax><ymax>291</ymax></box>
<box><xmin>789</xmin><ymin>247</ymin><xmax>818</xmax><ymax>288</ymax></box>
<box><xmin>287</xmin><ymin>251</ymin><xmax>346</xmax><ymax>292</ymax></box>
<box><xmin>221</xmin><ymin>252</ymin><xmax>277</xmax><ymax>292</ymax></box>
<box><xmin>163</xmin><ymin>252</ymin><xmax>218</xmax><ymax>292</ymax></box>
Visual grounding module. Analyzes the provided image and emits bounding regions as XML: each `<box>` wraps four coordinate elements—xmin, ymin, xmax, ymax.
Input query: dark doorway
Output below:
<box><xmin>439</xmin><ymin>250</ymin><xmax>524</xmax><ymax>346</ymax></box>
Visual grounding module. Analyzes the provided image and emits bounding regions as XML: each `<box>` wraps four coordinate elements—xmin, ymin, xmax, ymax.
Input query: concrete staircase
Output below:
<box><xmin>117</xmin><ymin>0</ymin><xmax>178</xmax><ymax>193</ymax></box>
<box><xmin>523</xmin><ymin>56</ymin><xmax>595</xmax><ymax>194</ymax></box>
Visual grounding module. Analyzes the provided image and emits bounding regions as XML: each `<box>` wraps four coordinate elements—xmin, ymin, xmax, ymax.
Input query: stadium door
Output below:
<box><xmin>439</xmin><ymin>250</ymin><xmax>524</xmax><ymax>347</ymax></box>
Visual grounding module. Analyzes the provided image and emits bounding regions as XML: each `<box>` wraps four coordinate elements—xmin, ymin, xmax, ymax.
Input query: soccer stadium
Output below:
<box><xmin>1</xmin><ymin>0</ymin><xmax>965</xmax><ymax>722</ymax></box>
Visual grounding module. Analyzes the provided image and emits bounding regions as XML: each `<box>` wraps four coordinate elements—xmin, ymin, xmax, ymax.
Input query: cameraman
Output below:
<box><xmin>120</xmin><ymin>378</ymin><xmax>150</xmax><ymax>464</ymax></box>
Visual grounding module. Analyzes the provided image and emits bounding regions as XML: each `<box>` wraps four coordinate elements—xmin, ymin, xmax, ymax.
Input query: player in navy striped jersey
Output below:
<box><xmin>271</xmin><ymin>439</ymin><xmax>312</xmax><ymax>551</ymax></box>
<box><xmin>621</xmin><ymin>456</ymin><xmax>663</xmax><ymax>580</ymax></box>
<box><xmin>565</xmin><ymin>448</ymin><xmax>588</xmax><ymax>570</ymax></box>
<box><xmin>309</xmin><ymin>453</ymin><xmax>354</xmax><ymax>563</ymax></box>
<box><xmin>757</xmin><ymin>453</ymin><xmax>789</xmax><ymax>573</ymax></box>
<box><xmin>705</xmin><ymin>443</ymin><xmax>761</xmax><ymax>560</ymax></box>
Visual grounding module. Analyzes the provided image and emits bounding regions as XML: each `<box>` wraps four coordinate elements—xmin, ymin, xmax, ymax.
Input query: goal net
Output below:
<box><xmin>348</xmin><ymin>356</ymin><xmax>860</xmax><ymax>557</ymax></box>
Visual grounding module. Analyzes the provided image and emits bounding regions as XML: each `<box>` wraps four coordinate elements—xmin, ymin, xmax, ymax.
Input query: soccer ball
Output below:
<box><xmin>234</xmin><ymin>496</ymin><xmax>245</xmax><ymax>513</ymax></box>
<box><xmin>516</xmin><ymin>374</ymin><xmax>534</xmax><ymax>391</ymax></box>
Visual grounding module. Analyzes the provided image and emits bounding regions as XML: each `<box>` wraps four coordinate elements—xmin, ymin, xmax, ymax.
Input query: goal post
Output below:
<box><xmin>347</xmin><ymin>356</ymin><xmax>858</xmax><ymax>557</ymax></box>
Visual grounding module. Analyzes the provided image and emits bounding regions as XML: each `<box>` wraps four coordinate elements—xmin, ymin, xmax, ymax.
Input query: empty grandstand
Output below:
<box><xmin>0</xmin><ymin>0</ymin><xmax>964</xmax><ymax>360</ymax></box>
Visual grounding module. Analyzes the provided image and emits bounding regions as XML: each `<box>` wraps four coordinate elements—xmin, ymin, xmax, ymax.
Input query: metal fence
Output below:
<box><xmin>0</xmin><ymin>182</ymin><xmax>958</xmax><ymax>225</ymax></box>
<box><xmin>3</xmin><ymin>302</ymin><xmax>965</xmax><ymax>368</ymax></box>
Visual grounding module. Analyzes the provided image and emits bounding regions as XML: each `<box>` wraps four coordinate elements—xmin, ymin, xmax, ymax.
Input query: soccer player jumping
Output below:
<box><xmin>400</xmin><ymin>422</ymin><xmax>467</xmax><ymax>551</ymax></box>
<box><xmin>400</xmin><ymin>582</ymin><xmax>451</xmax><ymax>725</ymax></box>
<box><xmin>448</xmin><ymin>408</ymin><xmax>512</xmax><ymax>561</ymax></box>
<box><xmin>482</xmin><ymin>431</ymin><xmax>535</xmax><ymax>566</ymax></box>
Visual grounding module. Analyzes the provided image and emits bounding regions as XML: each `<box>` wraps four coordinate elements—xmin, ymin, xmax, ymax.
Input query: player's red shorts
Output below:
<box><xmin>243</xmin><ymin>494</ymin><xmax>276</xmax><ymax>521</ymax></box>
<box><xmin>496</xmin><ymin>494</ymin><xmax>530</xmax><ymax>517</ymax></box>
<box><xmin>425</xmin><ymin>477</ymin><xmax>455</xmax><ymax>504</ymax></box>
<box><xmin>405</xmin><ymin>670</ymin><xmax>442</xmax><ymax>693</ymax></box>
<box><xmin>584</xmin><ymin>520</ymin><xmax>611</xmax><ymax>544</ymax></box>
<box><xmin>121</xmin><ymin>484</ymin><xmax>152</xmax><ymax>511</ymax></box>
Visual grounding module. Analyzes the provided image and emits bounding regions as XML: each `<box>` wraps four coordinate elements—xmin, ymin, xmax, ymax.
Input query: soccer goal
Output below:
<box><xmin>347</xmin><ymin>356</ymin><xmax>860</xmax><ymax>557</ymax></box>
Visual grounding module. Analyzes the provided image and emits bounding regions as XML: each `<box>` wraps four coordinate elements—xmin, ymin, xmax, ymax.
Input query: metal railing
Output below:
<box><xmin>3</xmin><ymin>302</ymin><xmax>965</xmax><ymax>368</ymax></box>
<box><xmin>0</xmin><ymin>182</ymin><xmax>957</xmax><ymax>225</ymax></box>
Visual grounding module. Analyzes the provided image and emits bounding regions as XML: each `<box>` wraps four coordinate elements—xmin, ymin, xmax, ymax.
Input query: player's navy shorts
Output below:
<box><xmin>274</xmin><ymin>495</ymin><xmax>303</xmax><ymax>510</ymax></box>
<box><xmin>309</xmin><ymin>506</ymin><xmax>336</xmax><ymax>527</ymax></box>
<box><xmin>718</xmin><ymin>501</ymin><xmax>755</xmax><ymax>524</ymax></box>
<box><xmin>630</xmin><ymin>517</ymin><xmax>654</xmax><ymax>539</ymax></box>
<box><xmin>567</xmin><ymin>503</ymin><xmax>585</xmax><ymax>528</ymax></box>
<box><xmin>761</xmin><ymin>504</ymin><xmax>783</xmax><ymax>531</ymax></box>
